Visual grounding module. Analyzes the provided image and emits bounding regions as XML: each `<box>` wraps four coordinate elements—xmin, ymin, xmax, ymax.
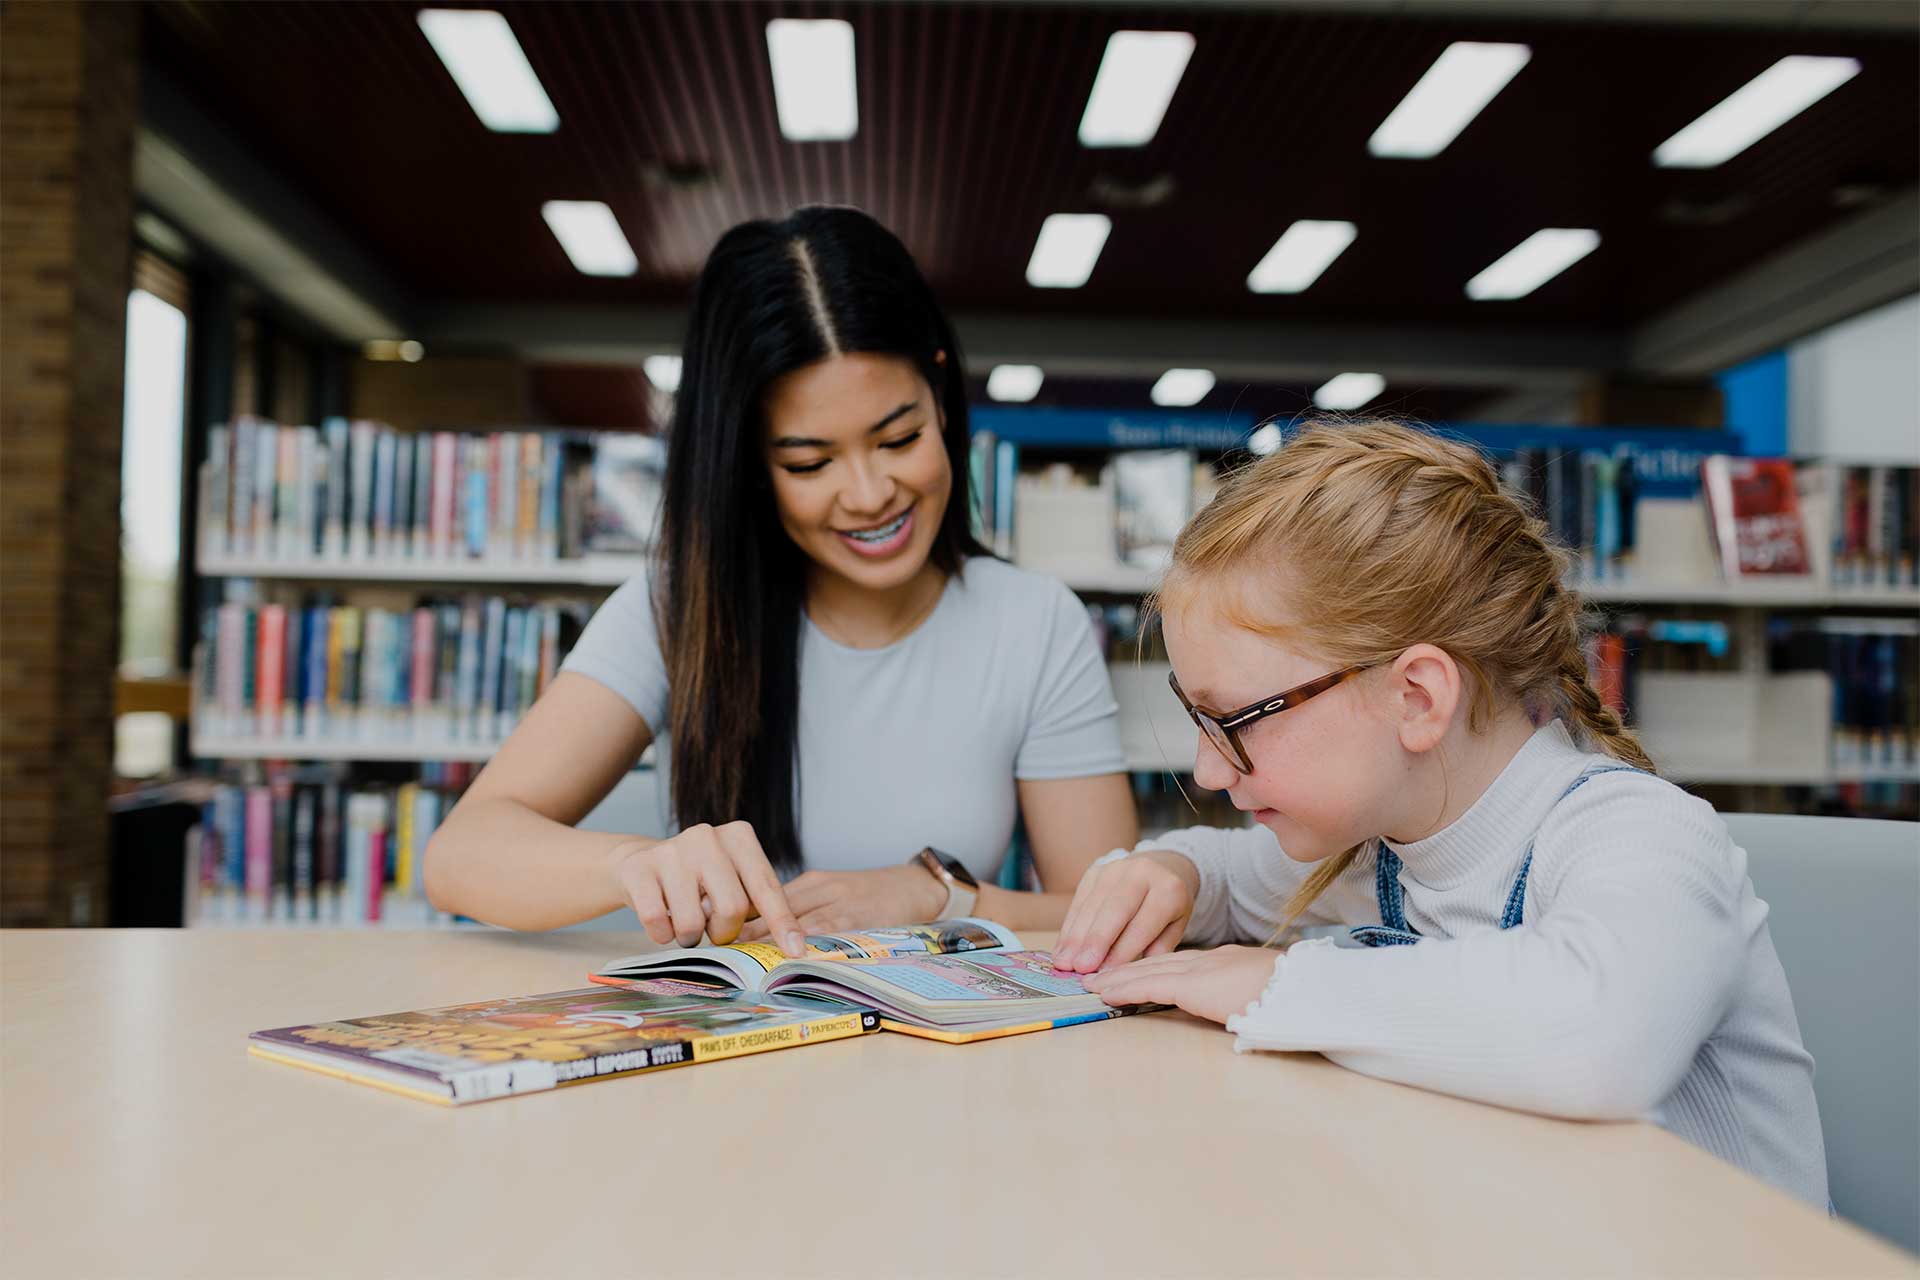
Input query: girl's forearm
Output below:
<box><xmin>422</xmin><ymin>795</ymin><xmax>660</xmax><ymax>930</ymax></box>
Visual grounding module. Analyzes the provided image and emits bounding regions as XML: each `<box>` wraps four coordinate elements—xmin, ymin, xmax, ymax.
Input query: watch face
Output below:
<box><xmin>934</xmin><ymin>850</ymin><xmax>979</xmax><ymax>889</ymax></box>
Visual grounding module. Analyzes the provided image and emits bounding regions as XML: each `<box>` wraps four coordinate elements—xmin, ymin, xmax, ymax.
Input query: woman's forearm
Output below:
<box><xmin>422</xmin><ymin>795</ymin><xmax>659</xmax><ymax>930</ymax></box>
<box><xmin>973</xmin><ymin>884</ymin><xmax>1077</xmax><ymax>932</ymax></box>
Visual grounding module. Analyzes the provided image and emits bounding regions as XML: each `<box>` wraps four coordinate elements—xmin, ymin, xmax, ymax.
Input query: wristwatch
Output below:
<box><xmin>912</xmin><ymin>847</ymin><xmax>979</xmax><ymax>921</ymax></box>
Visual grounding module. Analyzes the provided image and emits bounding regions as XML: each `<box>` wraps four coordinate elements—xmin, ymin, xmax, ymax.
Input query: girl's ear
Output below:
<box><xmin>1389</xmin><ymin>643</ymin><xmax>1462</xmax><ymax>755</ymax></box>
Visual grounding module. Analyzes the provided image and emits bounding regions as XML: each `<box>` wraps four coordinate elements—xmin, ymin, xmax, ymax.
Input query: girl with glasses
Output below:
<box><xmin>424</xmin><ymin>207</ymin><xmax>1137</xmax><ymax>952</ymax></box>
<box><xmin>1051</xmin><ymin>420</ymin><xmax>1827</xmax><ymax>1209</ymax></box>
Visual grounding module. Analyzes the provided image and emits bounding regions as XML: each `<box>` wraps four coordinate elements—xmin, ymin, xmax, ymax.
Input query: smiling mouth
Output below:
<box><xmin>839</xmin><ymin>506</ymin><xmax>912</xmax><ymax>543</ymax></box>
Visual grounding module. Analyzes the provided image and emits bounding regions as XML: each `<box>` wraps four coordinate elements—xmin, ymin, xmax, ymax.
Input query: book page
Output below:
<box><xmin>773</xmin><ymin>950</ymin><xmax>1090</xmax><ymax>1006</ymax></box>
<box><xmin>596</xmin><ymin>918</ymin><xmax>1019</xmax><ymax>988</ymax></box>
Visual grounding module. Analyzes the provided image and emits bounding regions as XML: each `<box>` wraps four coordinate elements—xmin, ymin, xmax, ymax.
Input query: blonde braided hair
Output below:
<box><xmin>1154</xmin><ymin>419</ymin><xmax>1654</xmax><ymax>926</ymax></box>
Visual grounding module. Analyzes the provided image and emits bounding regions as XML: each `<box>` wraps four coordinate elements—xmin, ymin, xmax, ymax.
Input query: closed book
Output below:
<box><xmin>257</xmin><ymin>605</ymin><xmax>287</xmax><ymax>738</ymax></box>
<box><xmin>1701</xmin><ymin>456</ymin><xmax>1811</xmax><ymax>577</ymax></box>
<box><xmin>410</xmin><ymin>607</ymin><xmax>436</xmax><ymax>727</ymax></box>
<box><xmin>372</xmin><ymin>429</ymin><xmax>396</xmax><ymax>558</ymax></box>
<box><xmin>276</xmin><ymin>426</ymin><xmax>300</xmax><ymax>560</ymax></box>
<box><xmin>270</xmin><ymin>775</ymin><xmax>294</xmax><ymax>922</ymax></box>
<box><xmin>249</xmin><ymin>987</ymin><xmax>877</xmax><ymax>1105</ymax></box>
<box><xmin>479</xmin><ymin>598</ymin><xmax>507</xmax><ymax>740</ymax></box>
<box><xmin>520</xmin><ymin>433</ymin><xmax>543</xmax><ymax>559</ymax></box>
<box><xmin>464</xmin><ymin>437</ymin><xmax>488</xmax><ymax>558</ymax></box>
<box><xmin>318</xmin><ymin>781</ymin><xmax>344</xmax><ymax>924</ymax></box>
<box><xmin>253</xmin><ymin>422</ymin><xmax>279</xmax><ymax>557</ymax></box>
<box><xmin>292</xmin><ymin>784</ymin><xmax>316</xmax><ymax>922</ymax></box>
<box><xmin>497</xmin><ymin>432</ymin><xmax>520</xmax><ymax>559</ymax></box>
<box><xmin>337</xmin><ymin>607</ymin><xmax>364</xmax><ymax>728</ymax></box>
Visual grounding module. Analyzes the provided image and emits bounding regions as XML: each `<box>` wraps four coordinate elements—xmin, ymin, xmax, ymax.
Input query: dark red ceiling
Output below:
<box><xmin>145</xmin><ymin>1</ymin><xmax>1918</xmax><ymax>330</ymax></box>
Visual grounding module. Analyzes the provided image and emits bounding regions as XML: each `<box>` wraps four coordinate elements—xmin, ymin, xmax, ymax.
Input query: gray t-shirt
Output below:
<box><xmin>560</xmin><ymin>556</ymin><xmax>1125</xmax><ymax>885</ymax></box>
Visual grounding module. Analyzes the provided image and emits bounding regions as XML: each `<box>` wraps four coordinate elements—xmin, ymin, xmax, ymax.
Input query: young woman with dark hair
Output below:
<box><xmin>424</xmin><ymin>207</ymin><xmax>1138</xmax><ymax>954</ymax></box>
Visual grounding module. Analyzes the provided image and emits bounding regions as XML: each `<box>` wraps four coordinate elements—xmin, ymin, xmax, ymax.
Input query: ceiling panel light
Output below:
<box><xmin>1313</xmin><ymin>372</ymin><xmax>1386</xmax><ymax>411</ymax></box>
<box><xmin>1464</xmin><ymin>228</ymin><xmax>1600</xmax><ymax>301</ymax></box>
<box><xmin>417</xmin><ymin>9</ymin><xmax>559</xmax><ymax>133</ymax></box>
<box><xmin>766</xmin><ymin>19</ymin><xmax>858</xmax><ymax>141</ymax></box>
<box><xmin>643</xmin><ymin>355</ymin><xmax>682</xmax><ymax>393</ymax></box>
<box><xmin>1246</xmin><ymin>219</ymin><xmax>1358</xmax><ymax>294</ymax></box>
<box><xmin>1026</xmin><ymin>214</ymin><xmax>1112</xmax><ymax>288</ymax></box>
<box><xmin>1368</xmin><ymin>42</ymin><xmax>1530</xmax><ymax>159</ymax></box>
<box><xmin>1653</xmin><ymin>56</ymin><xmax>1861</xmax><ymax>168</ymax></box>
<box><xmin>1150</xmin><ymin>368</ymin><xmax>1215</xmax><ymax>407</ymax></box>
<box><xmin>541</xmin><ymin>201</ymin><xmax>638</xmax><ymax>277</ymax></box>
<box><xmin>987</xmin><ymin>364</ymin><xmax>1045</xmax><ymax>402</ymax></box>
<box><xmin>1078</xmin><ymin>30</ymin><xmax>1196</xmax><ymax>147</ymax></box>
<box><xmin>1247</xmin><ymin>423</ymin><xmax>1284</xmax><ymax>456</ymax></box>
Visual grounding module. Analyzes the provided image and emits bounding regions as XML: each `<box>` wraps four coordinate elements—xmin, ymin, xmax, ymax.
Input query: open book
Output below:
<box><xmin>590</xmin><ymin>919</ymin><xmax>1134</xmax><ymax>1045</ymax></box>
<box><xmin>249</xmin><ymin>985</ymin><xmax>877</xmax><ymax>1105</ymax></box>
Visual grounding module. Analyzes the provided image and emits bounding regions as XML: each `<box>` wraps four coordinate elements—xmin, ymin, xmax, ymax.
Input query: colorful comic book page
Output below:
<box><xmin>770</xmin><ymin>950</ymin><xmax>1095</xmax><ymax>1005</ymax></box>
<box><xmin>596</xmin><ymin>917</ymin><xmax>1021</xmax><ymax>986</ymax></box>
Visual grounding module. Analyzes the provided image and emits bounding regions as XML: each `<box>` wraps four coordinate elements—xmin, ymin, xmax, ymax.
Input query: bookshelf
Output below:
<box><xmin>197</xmin><ymin>552</ymin><xmax>648</xmax><ymax>587</ymax></box>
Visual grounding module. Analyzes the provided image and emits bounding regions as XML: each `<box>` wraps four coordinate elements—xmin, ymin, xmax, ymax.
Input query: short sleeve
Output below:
<box><xmin>1014</xmin><ymin>581</ymin><xmax>1127</xmax><ymax>780</ymax></box>
<box><xmin>558</xmin><ymin>570</ymin><xmax>669</xmax><ymax>732</ymax></box>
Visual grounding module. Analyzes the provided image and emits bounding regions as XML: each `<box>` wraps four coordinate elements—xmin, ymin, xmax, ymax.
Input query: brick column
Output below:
<box><xmin>1</xmin><ymin>3</ymin><xmax>139</xmax><ymax>925</ymax></box>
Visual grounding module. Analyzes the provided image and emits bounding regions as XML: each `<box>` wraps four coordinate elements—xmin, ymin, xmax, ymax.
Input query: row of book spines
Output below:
<box><xmin>194</xmin><ymin>780</ymin><xmax>452</xmax><ymax>926</ymax></box>
<box><xmin>1500</xmin><ymin>448</ymin><xmax>1640</xmax><ymax>573</ymax></box>
<box><xmin>199</xmin><ymin>597</ymin><xmax>585</xmax><ymax>742</ymax></box>
<box><xmin>1833</xmin><ymin>466</ymin><xmax>1920</xmax><ymax>585</ymax></box>
<box><xmin>1769</xmin><ymin>627</ymin><xmax>1920</xmax><ymax>764</ymax></box>
<box><xmin>202</xmin><ymin>419</ymin><xmax>591</xmax><ymax>565</ymax></box>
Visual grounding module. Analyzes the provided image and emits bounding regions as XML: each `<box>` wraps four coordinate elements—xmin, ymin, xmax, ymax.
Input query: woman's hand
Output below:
<box><xmin>608</xmin><ymin>822</ymin><xmax>806</xmax><ymax>957</ymax></box>
<box><xmin>1081</xmin><ymin>946</ymin><xmax>1281</xmax><ymax>1025</ymax></box>
<box><xmin>1051</xmin><ymin>848</ymin><xmax>1199</xmax><ymax>973</ymax></box>
<box><xmin>738</xmin><ymin>864</ymin><xmax>946</xmax><ymax>941</ymax></box>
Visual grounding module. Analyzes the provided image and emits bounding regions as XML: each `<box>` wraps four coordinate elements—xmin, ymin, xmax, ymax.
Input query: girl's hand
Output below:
<box><xmin>1051</xmin><ymin>848</ymin><xmax>1199</xmax><ymax>973</ymax></box>
<box><xmin>1081</xmin><ymin>946</ymin><xmax>1281</xmax><ymax>1025</ymax></box>
<box><xmin>738</xmin><ymin>864</ymin><xmax>947</xmax><ymax>941</ymax></box>
<box><xmin>608</xmin><ymin>822</ymin><xmax>806</xmax><ymax>958</ymax></box>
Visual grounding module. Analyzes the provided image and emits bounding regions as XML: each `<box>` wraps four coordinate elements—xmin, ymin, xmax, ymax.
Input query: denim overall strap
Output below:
<box><xmin>1351</xmin><ymin>762</ymin><xmax>1646</xmax><ymax>948</ymax></box>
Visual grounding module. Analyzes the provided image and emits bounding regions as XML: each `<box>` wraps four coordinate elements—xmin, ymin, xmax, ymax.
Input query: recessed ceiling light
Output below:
<box><xmin>987</xmin><ymin>365</ymin><xmax>1045</xmax><ymax>402</ymax></box>
<box><xmin>1464</xmin><ymin>228</ymin><xmax>1600</xmax><ymax>301</ymax></box>
<box><xmin>1078</xmin><ymin>31</ymin><xmax>1195</xmax><ymax>147</ymax></box>
<box><xmin>1026</xmin><ymin>214</ymin><xmax>1112</xmax><ymax>288</ymax></box>
<box><xmin>643</xmin><ymin>355</ymin><xmax>682</xmax><ymax>393</ymax></box>
<box><xmin>416</xmin><ymin>9</ymin><xmax>559</xmax><ymax>133</ymax></box>
<box><xmin>1313</xmin><ymin>372</ymin><xmax>1386</xmax><ymax>411</ymax></box>
<box><xmin>1653</xmin><ymin>55</ymin><xmax>1860</xmax><ymax>168</ymax></box>
<box><xmin>1369</xmin><ymin>42</ymin><xmax>1529</xmax><ymax>159</ymax></box>
<box><xmin>541</xmin><ymin>201</ymin><xmax>639</xmax><ymax>277</ymax></box>
<box><xmin>1246</xmin><ymin>220</ymin><xmax>1358</xmax><ymax>294</ymax></box>
<box><xmin>1150</xmin><ymin>369</ymin><xmax>1215</xmax><ymax>407</ymax></box>
<box><xmin>766</xmin><ymin>19</ymin><xmax>858</xmax><ymax>141</ymax></box>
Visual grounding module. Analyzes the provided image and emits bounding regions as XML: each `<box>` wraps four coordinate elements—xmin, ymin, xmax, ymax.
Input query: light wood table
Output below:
<box><xmin>4</xmin><ymin>929</ymin><xmax>1913</xmax><ymax>1278</ymax></box>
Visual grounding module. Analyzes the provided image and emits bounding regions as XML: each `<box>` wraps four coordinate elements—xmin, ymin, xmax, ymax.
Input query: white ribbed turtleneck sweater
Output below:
<box><xmin>1133</xmin><ymin>720</ymin><xmax>1830</xmax><ymax>1209</ymax></box>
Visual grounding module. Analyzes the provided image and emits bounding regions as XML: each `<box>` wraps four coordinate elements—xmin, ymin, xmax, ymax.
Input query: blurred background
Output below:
<box><xmin>2</xmin><ymin>0</ymin><xmax>1915</xmax><ymax>929</ymax></box>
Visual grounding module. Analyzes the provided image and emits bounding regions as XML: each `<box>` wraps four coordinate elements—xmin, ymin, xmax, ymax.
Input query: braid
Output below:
<box><xmin>1553</xmin><ymin>628</ymin><xmax>1656</xmax><ymax>773</ymax></box>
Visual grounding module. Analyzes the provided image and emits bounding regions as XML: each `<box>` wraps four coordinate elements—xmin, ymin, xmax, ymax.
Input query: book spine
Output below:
<box><xmin>394</xmin><ymin>781</ymin><xmax>417</xmax><ymax>902</ymax></box>
<box><xmin>412</xmin><ymin>432</ymin><xmax>434</xmax><ymax>560</ymax></box>
<box><xmin>456</xmin><ymin>598</ymin><xmax>482</xmax><ymax>738</ymax></box>
<box><xmin>479</xmin><ymin>597</ymin><xmax>506</xmax><ymax>740</ymax></box>
<box><xmin>256</xmin><ymin>605</ymin><xmax>286</xmax><ymax>739</ymax></box>
<box><xmin>367</xmin><ymin>812</ymin><xmax>387</xmax><ymax>925</ymax></box>
<box><xmin>276</xmin><ymin>426</ymin><xmax>299</xmax><ymax>560</ymax></box>
<box><xmin>347</xmin><ymin>420</ymin><xmax>374</xmax><ymax>558</ymax></box>
<box><xmin>372</xmin><ymin>428</ymin><xmax>396</xmax><ymax>559</ymax></box>
<box><xmin>541</xmin><ymin>433</ymin><xmax>563</xmax><ymax>559</ymax></box>
<box><xmin>338</xmin><ymin>607</ymin><xmax>364</xmax><ymax>733</ymax></box>
<box><xmin>231</xmin><ymin>417</ymin><xmax>256</xmax><ymax>557</ymax></box>
<box><xmin>245</xmin><ymin>785</ymin><xmax>272</xmax><ymax>922</ymax></box>
<box><xmin>431</xmin><ymin>432</ymin><xmax>456</xmax><ymax>559</ymax></box>
<box><xmin>488</xmin><ymin>434</ymin><xmax>507</xmax><ymax>557</ymax></box>
<box><xmin>498</xmin><ymin>431</ymin><xmax>520</xmax><ymax>559</ymax></box>
<box><xmin>318</xmin><ymin>781</ymin><xmax>343</xmax><ymax>924</ymax></box>
<box><xmin>292</xmin><ymin>784</ymin><xmax>316</xmax><ymax>923</ymax></box>
<box><xmin>323</xmin><ymin>418</ymin><xmax>349</xmax><ymax>559</ymax></box>
<box><xmin>410</xmin><ymin>606</ymin><xmax>436</xmax><ymax>733</ymax></box>
<box><xmin>270</xmin><ymin>774</ymin><xmax>293</xmax><ymax>922</ymax></box>
<box><xmin>464</xmin><ymin>437</ymin><xmax>488</xmax><ymax>558</ymax></box>
<box><xmin>204</xmin><ymin>424</ymin><xmax>230</xmax><ymax>559</ymax></box>
<box><xmin>252</xmin><ymin>422</ymin><xmax>277</xmax><ymax>557</ymax></box>
<box><xmin>392</xmin><ymin>433</ymin><xmax>416</xmax><ymax>560</ymax></box>
<box><xmin>520</xmin><ymin>433</ymin><xmax>542</xmax><ymax>560</ymax></box>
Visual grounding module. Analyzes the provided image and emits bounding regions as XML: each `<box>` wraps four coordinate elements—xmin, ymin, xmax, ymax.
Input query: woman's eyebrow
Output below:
<box><xmin>770</xmin><ymin>401</ymin><xmax>918</xmax><ymax>449</ymax></box>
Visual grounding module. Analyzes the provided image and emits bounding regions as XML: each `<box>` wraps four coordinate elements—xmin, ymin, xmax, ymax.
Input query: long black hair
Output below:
<box><xmin>656</xmin><ymin>205</ymin><xmax>987</xmax><ymax>872</ymax></box>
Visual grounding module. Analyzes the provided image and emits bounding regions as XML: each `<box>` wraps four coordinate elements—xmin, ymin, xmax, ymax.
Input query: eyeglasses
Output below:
<box><xmin>1168</xmin><ymin>665</ymin><xmax>1371</xmax><ymax>775</ymax></box>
